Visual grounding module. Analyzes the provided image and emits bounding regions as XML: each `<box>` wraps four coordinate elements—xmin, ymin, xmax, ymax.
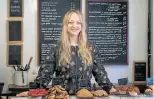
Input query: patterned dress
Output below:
<box><xmin>33</xmin><ymin>44</ymin><xmax>113</xmax><ymax>94</ymax></box>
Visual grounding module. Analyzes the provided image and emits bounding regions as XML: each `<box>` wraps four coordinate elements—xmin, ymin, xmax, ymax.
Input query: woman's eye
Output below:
<box><xmin>77</xmin><ymin>22</ymin><xmax>82</xmax><ymax>24</ymax></box>
<box><xmin>69</xmin><ymin>22</ymin><xmax>73</xmax><ymax>24</ymax></box>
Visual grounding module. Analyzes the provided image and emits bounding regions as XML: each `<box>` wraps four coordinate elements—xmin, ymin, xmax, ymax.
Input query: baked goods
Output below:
<box><xmin>116</xmin><ymin>86</ymin><xmax>128</xmax><ymax>94</ymax></box>
<box><xmin>133</xmin><ymin>86</ymin><xmax>140</xmax><ymax>93</ymax></box>
<box><xmin>76</xmin><ymin>89</ymin><xmax>93</xmax><ymax>98</ymax></box>
<box><xmin>45</xmin><ymin>85</ymin><xmax>69</xmax><ymax>99</ymax></box>
<box><xmin>149</xmin><ymin>85</ymin><xmax>154</xmax><ymax>90</ymax></box>
<box><xmin>127</xmin><ymin>87</ymin><xmax>140</xmax><ymax>96</ymax></box>
<box><xmin>145</xmin><ymin>85</ymin><xmax>154</xmax><ymax>95</ymax></box>
<box><xmin>91</xmin><ymin>89</ymin><xmax>108</xmax><ymax>97</ymax></box>
<box><xmin>145</xmin><ymin>88</ymin><xmax>153</xmax><ymax>93</ymax></box>
<box><xmin>46</xmin><ymin>94</ymin><xmax>55</xmax><ymax>99</ymax></box>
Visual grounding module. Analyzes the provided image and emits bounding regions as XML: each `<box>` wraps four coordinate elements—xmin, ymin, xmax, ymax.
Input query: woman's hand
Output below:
<box><xmin>16</xmin><ymin>91</ymin><xmax>29</xmax><ymax>97</ymax></box>
<box><xmin>109</xmin><ymin>86</ymin><xmax>117</xmax><ymax>94</ymax></box>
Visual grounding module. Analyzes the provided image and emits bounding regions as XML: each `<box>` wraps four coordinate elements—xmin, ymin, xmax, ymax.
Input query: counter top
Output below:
<box><xmin>9</xmin><ymin>95</ymin><xmax>154</xmax><ymax>99</ymax></box>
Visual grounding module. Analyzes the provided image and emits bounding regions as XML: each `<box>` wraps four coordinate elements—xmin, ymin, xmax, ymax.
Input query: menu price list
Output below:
<box><xmin>39</xmin><ymin>0</ymin><xmax>80</xmax><ymax>64</ymax></box>
<box><xmin>87</xmin><ymin>0</ymin><xmax>128</xmax><ymax>65</ymax></box>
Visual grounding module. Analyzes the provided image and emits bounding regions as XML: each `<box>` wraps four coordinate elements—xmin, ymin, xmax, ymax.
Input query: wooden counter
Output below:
<box><xmin>9</xmin><ymin>95</ymin><xmax>154</xmax><ymax>99</ymax></box>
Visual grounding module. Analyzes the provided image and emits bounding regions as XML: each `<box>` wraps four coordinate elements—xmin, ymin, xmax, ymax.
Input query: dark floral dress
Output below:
<box><xmin>34</xmin><ymin>44</ymin><xmax>113</xmax><ymax>94</ymax></box>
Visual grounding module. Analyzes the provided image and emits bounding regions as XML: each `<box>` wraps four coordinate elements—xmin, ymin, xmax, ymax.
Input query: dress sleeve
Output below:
<box><xmin>34</xmin><ymin>45</ymin><xmax>57</xmax><ymax>88</ymax></box>
<box><xmin>92</xmin><ymin>46</ymin><xmax>113</xmax><ymax>93</ymax></box>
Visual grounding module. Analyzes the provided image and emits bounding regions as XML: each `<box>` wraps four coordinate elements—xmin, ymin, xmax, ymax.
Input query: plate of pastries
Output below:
<box><xmin>144</xmin><ymin>85</ymin><xmax>154</xmax><ymax>95</ymax></box>
<box><xmin>76</xmin><ymin>87</ymin><xmax>109</xmax><ymax>99</ymax></box>
<box><xmin>115</xmin><ymin>86</ymin><xmax>140</xmax><ymax>96</ymax></box>
<box><xmin>127</xmin><ymin>86</ymin><xmax>140</xmax><ymax>96</ymax></box>
<box><xmin>115</xmin><ymin>86</ymin><xmax>129</xmax><ymax>95</ymax></box>
<box><xmin>45</xmin><ymin>85</ymin><xmax>69</xmax><ymax>99</ymax></box>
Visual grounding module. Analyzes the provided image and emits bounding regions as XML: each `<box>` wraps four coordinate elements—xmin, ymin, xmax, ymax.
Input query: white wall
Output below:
<box><xmin>0</xmin><ymin>0</ymin><xmax>148</xmax><ymax>91</ymax></box>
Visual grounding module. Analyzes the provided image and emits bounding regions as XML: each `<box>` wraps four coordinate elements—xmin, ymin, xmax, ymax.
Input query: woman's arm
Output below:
<box><xmin>92</xmin><ymin>46</ymin><xmax>113</xmax><ymax>93</ymax></box>
<box><xmin>34</xmin><ymin>45</ymin><xmax>57</xmax><ymax>88</ymax></box>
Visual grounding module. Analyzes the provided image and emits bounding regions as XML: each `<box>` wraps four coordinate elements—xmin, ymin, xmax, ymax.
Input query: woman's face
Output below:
<box><xmin>67</xmin><ymin>13</ymin><xmax>82</xmax><ymax>37</ymax></box>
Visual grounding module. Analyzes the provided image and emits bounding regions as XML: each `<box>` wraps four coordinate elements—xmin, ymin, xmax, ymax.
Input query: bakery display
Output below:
<box><xmin>91</xmin><ymin>89</ymin><xmax>108</xmax><ymax>97</ymax></box>
<box><xmin>133</xmin><ymin>86</ymin><xmax>140</xmax><ymax>93</ymax></box>
<box><xmin>45</xmin><ymin>85</ymin><xmax>69</xmax><ymax>99</ymax></box>
<box><xmin>145</xmin><ymin>88</ymin><xmax>153</xmax><ymax>93</ymax></box>
<box><xmin>149</xmin><ymin>85</ymin><xmax>154</xmax><ymax>90</ymax></box>
<box><xmin>127</xmin><ymin>87</ymin><xmax>140</xmax><ymax>96</ymax></box>
<box><xmin>145</xmin><ymin>85</ymin><xmax>154</xmax><ymax>95</ymax></box>
<box><xmin>76</xmin><ymin>88</ymin><xmax>93</xmax><ymax>98</ymax></box>
<box><xmin>116</xmin><ymin>86</ymin><xmax>128</xmax><ymax>94</ymax></box>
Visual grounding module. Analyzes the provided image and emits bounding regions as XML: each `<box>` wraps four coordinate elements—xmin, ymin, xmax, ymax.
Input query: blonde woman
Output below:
<box><xmin>17</xmin><ymin>10</ymin><xmax>116</xmax><ymax>96</ymax></box>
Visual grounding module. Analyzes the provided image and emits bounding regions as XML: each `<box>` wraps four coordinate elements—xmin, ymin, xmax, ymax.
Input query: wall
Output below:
<box><xmin>152</xmin><ymin>0</ymin><xmax>154</xmax><ymax>77</ymax></box>
<box><xmin>0</xmin><ymin>0</ymin><xmax>148</xmax><ymax>91</ymax></box>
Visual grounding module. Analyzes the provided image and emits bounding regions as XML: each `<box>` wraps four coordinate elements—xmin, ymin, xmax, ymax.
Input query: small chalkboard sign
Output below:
<box><xmin>7</xmin><ymin>20</ymin><xmax>23</xmax><ymax>43</ymax></box>
<box><xmin>8</xmin><ymin>0</ymin><xmax>24</xmax><ymax>18</ymax></box>
<box><xmin>133</xmin><ymin>61</ymin><xmax>147</xmax><ymax>85</ymax></box>
<box><xmin>7</xmin><ymin>44</ymin><xmax>23</xmax><ymax>66</ymax></box>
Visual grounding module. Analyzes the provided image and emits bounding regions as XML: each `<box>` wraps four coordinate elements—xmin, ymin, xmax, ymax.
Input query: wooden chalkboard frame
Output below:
<box><xmin>7</xmin><ymin>0</ymin><xmax>24</xmax><ymax>18</ymax></box>
<box><xmin>133</xmin><ymin>61</ymin><xmax>147</xmax><ymax>85</ymax></box>
<box><xmin>6</xmin><ymin>44</ymin><xmax>23</xmax><ymax>66</ymax></box>
<box><xmin>37</xmin><ymin>0</ymin><xmax>82</xmax><ymax>65</ymax></box>
<box><xmin>86</xmin><ymin>0</ymin><xmax>128</xmax><ymax>65</ymax></box>
<box><xmin>6</xmin><ymin>19</ymin><xmax>23</xmax><ymax>43</ymax></box>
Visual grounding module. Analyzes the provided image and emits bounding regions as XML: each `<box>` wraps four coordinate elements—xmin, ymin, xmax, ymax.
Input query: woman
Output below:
<box><xmin>34</xmin><ymin>10</ymin><xmax>116</xmax><ymax>94</ymax></box>
<box><xmin>18</xmin><ymin>10</ymin><xmax>116</xmax><ymax>96</ymax></box>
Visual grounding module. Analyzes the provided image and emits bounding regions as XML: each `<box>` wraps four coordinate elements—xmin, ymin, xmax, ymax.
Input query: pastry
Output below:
<box><xmin>91</xmin><ymin>90</ymin><xmax>108</xmax><ymax>97</ymax></box>
<box><xmin>55</xmin><ymin>93</ymin><xmax>65</xmax><ymax>99</ymax></box>
<box><xmin>149</xmin><ymin>85</ymin><xmax>154</xmax><ymax>90</ymax></box>
<box><xmin>116</xmin><ymin>86</ymin><xmax>128</xmax><ymax>94</ymax></box>
<box><xmin>45</xmin><ymin>94</ymin><xmax>55</xmax><ymax>99</ymax></box>
<box><xmin>133</xmin><ymin>86</ymin><xmax>140</xmax><ymax>93</ymax></box>
<box><xmin>145</xmin><ymin>88</ymin><xmax>153</xmax><ymax>93</ymax></box>
<box><xmin>45</xmin><ymin>85</ymin><xmax>69</xmax><ymax>99</ymax></box>
<box><xmin>76</xmin><ymin>89</ymin><xmax>93</xmax><ymax>98</ymax></box>
<box><xmin>127</xmin><ymin>87</ymin><xmax>138</xmax><ymax>96</ymax></box>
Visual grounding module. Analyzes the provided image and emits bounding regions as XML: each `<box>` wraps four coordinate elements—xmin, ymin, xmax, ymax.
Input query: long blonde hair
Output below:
<box><xmin>59</xmin><ymin>10</ymin><xmax>92</xmax><ymax>66</ymax></box>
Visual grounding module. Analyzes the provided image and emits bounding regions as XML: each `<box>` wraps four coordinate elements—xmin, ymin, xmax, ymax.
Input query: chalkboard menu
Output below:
<box><xmin>134</xmin><ymin>61</ymin><xmax>147</xmax><ymax>83</ymax></box>
<box><xmin>7</xmin><ymin>44</ymin><xmax>23</xmax><ymax>65</ymax></box>
<box><xmin>8</xmin><ymin>20</ymin><xmax>23</xmax><ymax>42</ymax></box>
<box><xmin>38</xmin><ymin>0</ymin><xmax>81</xmax><ymax>64</ymax></box>
<box><xmin>8</xmin><ymin>0</ymin><xmax>23</xmax><ymax>17</ymax></box>
<box><xmin>87</xmin><ymin>0</ymin><xmax>128</xmax><ymax>65</ymax></box>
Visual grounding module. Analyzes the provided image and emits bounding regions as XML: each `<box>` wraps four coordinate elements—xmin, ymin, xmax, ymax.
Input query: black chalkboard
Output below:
<box><xmin>38</xmin><ymin>0</ymin><xmax>81</xmax><ymax>64</ymax></box>
<box><xmin>134</xmin><ymin>61</ymin><xmax>147</xmax><ymax>82</ymax></box>
<box><xmin>9</xmin><ymin>0</ymin><xmax>23</xmax><ymax>17</ymax></box>
<box><xmin>8</xmin><ymin>45</ymin><xmax>22</xmax><ymax>65</ymax></box>
<box><xmin>8</xmin><ymin>20</ymin><xmax>22</xmax><ymax>41</ymax></box>
<box><xmin>87</xmin><ymin>0</ymin><xmax>128</xmax><ymax>65</ymax></box>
